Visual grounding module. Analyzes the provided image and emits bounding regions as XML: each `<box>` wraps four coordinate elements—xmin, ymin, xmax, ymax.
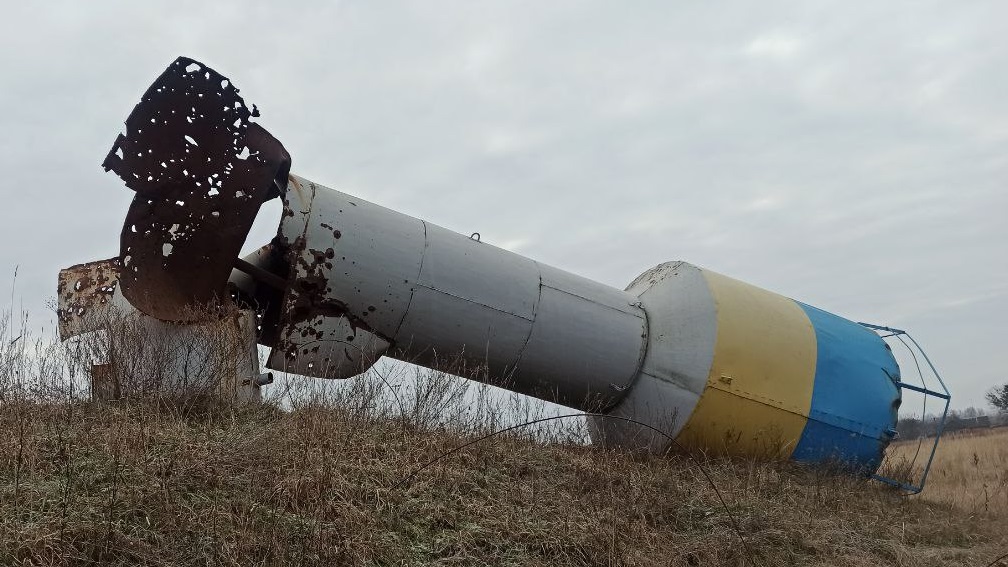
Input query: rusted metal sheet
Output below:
<box><xmin>89</xmin><ymin>363</ymin><xmax>120</xmax><ymax>402</ymax></box>
<box><xmin>57</xmin><ymin>258</ymin><xmax>125</xmax><ymax>340</ymax></box>
<box><xmin>103</xmin><ymin>56</ymin><xmax>290</xmax><ymax>322</ymax></box>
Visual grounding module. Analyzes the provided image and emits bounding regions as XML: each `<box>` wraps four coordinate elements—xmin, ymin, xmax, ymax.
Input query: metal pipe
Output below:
<box><xmin>233</xmin><ymin>257</ymin><xmax>287</xmax><ymax>290</ymax></box>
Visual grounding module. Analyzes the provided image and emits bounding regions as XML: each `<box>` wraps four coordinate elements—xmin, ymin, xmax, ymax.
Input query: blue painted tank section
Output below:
<box><xmin>792</xmin><ymin>302</ymin><xmax>901</xmax><ymax>472</ymax></box>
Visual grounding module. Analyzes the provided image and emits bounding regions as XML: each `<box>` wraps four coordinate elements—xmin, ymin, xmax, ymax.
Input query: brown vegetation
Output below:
<box><xmin>1</xmin><ymin>308</ymin><xmax>1006</xmax><ymax>566</ymax></box>
<box><xmin>889</xmin><ymin>427</ymin><xmax>1008</xmax><ymax>518</ymax></box>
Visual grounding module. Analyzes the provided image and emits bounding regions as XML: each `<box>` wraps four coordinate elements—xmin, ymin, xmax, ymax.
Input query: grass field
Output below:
<box><xmin>2</xmin><ymin>388</ymin><xmax>1007</xmax><ymax>566</ymax></box>
<box><xmin>888</xmin><ymin>426</ymin><xmax>1008</xmax><ymax>518</ymax></box>
<box><xmin>2</xmin><ymin>310</ymin><xmax>1007</xmax><ymax>566</ymax></box>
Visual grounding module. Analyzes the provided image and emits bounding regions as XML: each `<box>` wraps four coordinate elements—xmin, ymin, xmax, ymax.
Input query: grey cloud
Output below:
<box><xmin>1</xmin><ymin>0</ymin><xmax>1003</xmax><ymax>409</ymax></box>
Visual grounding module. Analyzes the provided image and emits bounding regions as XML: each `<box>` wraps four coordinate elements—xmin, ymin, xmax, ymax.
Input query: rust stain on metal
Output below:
<box><xmin>285</xmin><ymin>174</ymin><xmax>307</xmax><ymax>216</ymax></box>
<box><xmin>57</xmin><ymin>258</ymin><xmax>121</xmax><ymax>340</ymax></box>
<box><xmin>319</xmin><ymin>222</ymin><xmax>341</xmax><ymax>239</ymax></box>
<box><xmin>264</xmin><ymin>184</ymin><xmax>392</xmax><ymax>372</ymax></box>
<box><xmin>102</xmin><ymin>56</ymin><xmax>291</xmax><ymax>322</ymax></box>
<box><xmin>273</xmin><ymin>236</ymin><xmax>392</xmax><ymax>363</ymax></box>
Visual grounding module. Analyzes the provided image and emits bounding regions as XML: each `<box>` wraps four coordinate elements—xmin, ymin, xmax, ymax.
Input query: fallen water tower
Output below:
<box><xmin>57</xmin><ymin>57</ymin><xmax>950</xmax><ymax>492</ymax></box>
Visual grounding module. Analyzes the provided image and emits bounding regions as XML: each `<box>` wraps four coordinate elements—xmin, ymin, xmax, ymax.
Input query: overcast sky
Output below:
<box><xmin>1</xmin><ymin>1</ymin><xmax>1004</xmax><ymax>411</ymax></box>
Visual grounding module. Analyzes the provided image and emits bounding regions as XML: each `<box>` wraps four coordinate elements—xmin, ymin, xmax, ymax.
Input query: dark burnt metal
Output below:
<box><xmin>103</xmin><ymin>56</ymin><xmax>290</xmax><ymax>322</ymax></box>
<box><xmin>224</xmin><ymin>241</ymin><xmax>290</xmax><ymax>350</ymax></box>
<box><xmin>233</xmin><ymin>257</ymin><xmax>288</xmax><ymax>290</ymax></box>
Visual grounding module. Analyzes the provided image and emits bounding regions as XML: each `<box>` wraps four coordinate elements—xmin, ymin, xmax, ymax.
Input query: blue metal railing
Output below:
<box><xmin>858</xmin><ymin>322</ymin><xmax>951</xmax><ymax>494</ymax></box>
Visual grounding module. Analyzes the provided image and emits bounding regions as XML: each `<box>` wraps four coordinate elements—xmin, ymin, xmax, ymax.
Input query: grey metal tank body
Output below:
<box><xmin>269</xmin><ymin>176</ymin><xmax>648</xmax><ymax>411</ymax></box>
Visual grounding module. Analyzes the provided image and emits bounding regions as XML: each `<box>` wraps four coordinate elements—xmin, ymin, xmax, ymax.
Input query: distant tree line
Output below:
<box><xmin>896</xmin><ymin>406</ymin><xmax>1006</xmax><ymax>440</ymax></box>
<box><xmin>894</xmin><ymin>382</ymin><xmax>1008</xmax><ymax>440</ymax></box>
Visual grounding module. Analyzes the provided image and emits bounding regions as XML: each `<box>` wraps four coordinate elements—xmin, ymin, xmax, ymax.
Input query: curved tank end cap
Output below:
<box><xmin>587</xmin><ymin>372</ymin><xmax>701</xmax><ymax>453</ymax></box>
<box><xmin>590</xmin><ymin>261</ymin><xmax>715</xmax><ymax>452</ymax></box>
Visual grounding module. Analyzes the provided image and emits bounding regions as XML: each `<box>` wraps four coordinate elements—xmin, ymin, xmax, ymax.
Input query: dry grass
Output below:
<box><xmin>889</xmin><ymin>427</ymin><xmax>1008</xmax><ymax>518</ymax></box>
<box><xmin>5</xmin><ymin>400</ymin><xmax>1008</xmax><ymax>567</ymax></box>
<box><xmin>2</xmin><ymin>306</ymin><xmax>1007</xmax><ymax>566</ymax></box>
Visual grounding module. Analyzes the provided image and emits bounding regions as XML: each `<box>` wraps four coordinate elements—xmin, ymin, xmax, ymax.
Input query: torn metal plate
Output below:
<box><xmin>57</xmin><ymin>257</ymin><xmax>264</xmax><ymax>403</ymax></box>
<box><xmin>56</xmin><ymin>258</ymin><xmax>127</xmax><ymax>340</ymax></box>
<box><xmin>103</xmin><ymin>56</ymin><xmax>290</xmax><ymax>321</ymax></box>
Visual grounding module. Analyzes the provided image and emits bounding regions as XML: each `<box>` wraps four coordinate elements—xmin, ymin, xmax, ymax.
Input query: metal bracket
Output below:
<box><xmin>858</xmin><ymin>322</ymin><xmax>951</xmax><ymax>494</ymax></box>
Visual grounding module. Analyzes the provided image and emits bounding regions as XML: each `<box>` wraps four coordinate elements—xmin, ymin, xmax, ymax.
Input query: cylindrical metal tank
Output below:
<box><xmin>588</xmin><ymin>261</ymin><xmax>902</xmax><ymax>472</ymax></box>
<box><xmin>267</xmin><ymin>176</ymin><xmax>648</xmax><ymax>410</ymax></box>
<box><xmin>59</xmin><ymin>55</ymin><xmax>928</xmax><ymax>481</ymax></box>
<box><xmin>265</xmin><ymin>177</ymin><xmax>901</xmax><ymax>472</ymax></box>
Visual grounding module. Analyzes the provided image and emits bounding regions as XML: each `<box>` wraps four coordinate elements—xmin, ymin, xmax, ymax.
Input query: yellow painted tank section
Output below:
<box><xmin>675</xmin><ymin>269</ymin><xmax>817</xmax><ymax>458</ymax></box>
